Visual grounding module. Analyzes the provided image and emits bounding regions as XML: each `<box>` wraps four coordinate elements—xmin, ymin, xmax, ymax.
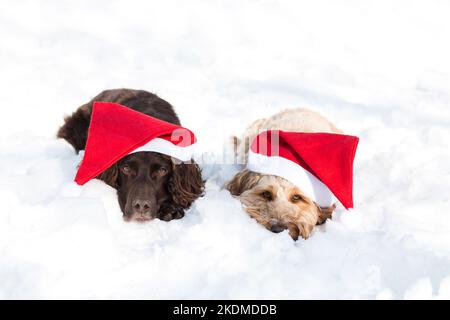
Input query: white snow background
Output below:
<box><xmin>1</xmin><ymin>0</ymin><xmax>450</xmax><ymax>299</ymax></box>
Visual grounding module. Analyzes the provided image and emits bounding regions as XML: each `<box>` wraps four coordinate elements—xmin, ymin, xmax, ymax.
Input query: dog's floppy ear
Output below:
<box><xmin>96</xmin><ymin>164</ymin><xmax>119</xmax><ymax>189</ymax></box>
<box><xmin>57</xmin><ymin>104</ymin><xmax>92</xmax><ymax>153</ymax></box>
<box><xmin>168</xmin><ymin>161</ymin><xmax>204</xmax><ymax>209</ymax></box>
<box><xmin>226</xmin><ymin>169</ymin><xmax>261</xmax><ymax>196</ymax></box>
<box><xmin>316</xmin><ymin>203</ymin><xmax>336</xmax><ymax>225</ymax></box>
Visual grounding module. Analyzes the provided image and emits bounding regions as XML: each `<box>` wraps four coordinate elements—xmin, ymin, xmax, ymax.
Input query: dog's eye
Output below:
<box><xmin>291</xmin><ymin>194</ymin><xmax>303</xmax><ymax>202</ymax></box>
<box><xmin>121</xmin><ymin>164</ymin><xmax>131</xmax><ymax>174</ymax></box>
<box><xmin>261</xmin><ymin>191</ymin><xmax>273</xmax><ymax>201</ymax></box>
<box><xmin>152</xmin><ymin>167</ymin><xmax>168</xmax><ymax>178</ymax></box>
<box><xmin>158</xmin><ymin>167</ymin><xmax>168</xmax><ymax>175</ymax></box>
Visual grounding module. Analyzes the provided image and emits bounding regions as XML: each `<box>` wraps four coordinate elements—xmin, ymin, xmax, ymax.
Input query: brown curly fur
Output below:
<box><xmin>168</xmin><ymin>162</ymin><xmax>205</xmax><ymax>209</ymax></box>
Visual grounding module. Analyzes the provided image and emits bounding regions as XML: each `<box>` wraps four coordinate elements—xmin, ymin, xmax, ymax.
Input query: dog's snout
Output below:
<box><xmin>270</xmin><ymin>223</ymin><xmax>287</xmax><ymax>233</ymax></box>
<box><xmin>132</xmin><ymin>199</ymin><xmax>152</xmax><ymax>214</ymax></box>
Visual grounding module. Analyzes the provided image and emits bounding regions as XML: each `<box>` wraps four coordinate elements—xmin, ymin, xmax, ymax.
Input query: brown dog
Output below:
<box><xmin>58</xmin><ymin>88</ymin><xmax>204</xmax><ymax>222</ymax></box>
<box><xmin>227</xmin><ymin>108</ymin><xmax>340</xmax><ymax>240</ymax></box>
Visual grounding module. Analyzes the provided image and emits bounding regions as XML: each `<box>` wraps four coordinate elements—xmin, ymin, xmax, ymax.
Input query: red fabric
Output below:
<box><xmin>75</xmin><ymin>102</ymin><xmax>196</xmax><ymax>185</ymax></box>
<box><xmin>251</xmin><ymin>130</ymin><xmax>359</xmax><ymax>209</ymax></box>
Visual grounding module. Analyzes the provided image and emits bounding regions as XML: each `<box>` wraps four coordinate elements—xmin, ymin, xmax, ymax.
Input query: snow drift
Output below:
<box><xmin>0</xmin><ymin>0</ymin><xmax>450</xmax><ymax>299</ymax></box>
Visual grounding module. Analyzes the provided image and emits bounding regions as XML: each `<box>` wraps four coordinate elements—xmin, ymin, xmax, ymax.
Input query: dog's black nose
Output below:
<box><xmin>132</xmin><ymin>199</ymin><xmax>152</xmax><ymax>215</ymax></box>
<box><xmin>270</xmin><ymin>223</ymin><xmax>287</xmax><ymax>233</ymax></box>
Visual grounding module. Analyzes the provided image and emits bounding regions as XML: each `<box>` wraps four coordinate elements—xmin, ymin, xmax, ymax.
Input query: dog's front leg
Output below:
<box><xmin>158</xmin><ymin>202</ymin><xmax>185</xmax><ymax>221</ymax></box>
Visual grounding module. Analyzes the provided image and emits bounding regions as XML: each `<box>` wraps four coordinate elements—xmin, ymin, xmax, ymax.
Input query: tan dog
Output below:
<box><xmin>227</xmin><ymin>108</ymin><xmax>341</xmax><ymax>240</ymax></box>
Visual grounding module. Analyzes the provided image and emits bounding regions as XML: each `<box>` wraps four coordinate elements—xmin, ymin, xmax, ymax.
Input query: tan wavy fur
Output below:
<box><xmin>227</xmin><ymin>108</ymin><xmax>341</xmax><ymax>240</ymax></box>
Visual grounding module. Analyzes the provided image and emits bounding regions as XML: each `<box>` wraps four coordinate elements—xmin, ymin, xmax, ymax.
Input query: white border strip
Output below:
<box><xmin>129</xmin><ymin>138</ymin><xmax>194</xmax><ymax>162</ymax></box>
<box><xmin>247</xmin><ymin>150</ymin><xmax>334</xmax><ymax>207</ymax></box>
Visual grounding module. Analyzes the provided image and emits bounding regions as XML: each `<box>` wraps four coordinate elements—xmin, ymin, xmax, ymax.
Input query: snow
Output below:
<box><xmin>1</xmin><ymin>0</ymin><xmax>450</xmax><ymax>299</ymax></box>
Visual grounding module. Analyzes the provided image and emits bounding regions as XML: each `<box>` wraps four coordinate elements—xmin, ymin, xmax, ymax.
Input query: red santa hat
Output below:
<box><xmin>247</xmin><ymin>130</ymin><xmax>359</xmax><ymax>209</ymax></box>
<box><xmin>74</xmin><ymin>101</ymin><xmax>197</xmax><ymax>185</ymax></box>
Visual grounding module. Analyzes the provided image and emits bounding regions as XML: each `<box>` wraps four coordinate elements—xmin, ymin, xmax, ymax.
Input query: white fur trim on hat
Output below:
<box><xmin>129</xmin><ymin>138</ymin><xmax>194</xmax><ymax>162</ymax></box>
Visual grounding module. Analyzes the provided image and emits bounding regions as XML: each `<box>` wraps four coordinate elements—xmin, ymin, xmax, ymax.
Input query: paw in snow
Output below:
<box><xmin>158</xmin><ymin>202</ymin><xmax>185</xmax><ymax>221</ymax></box>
